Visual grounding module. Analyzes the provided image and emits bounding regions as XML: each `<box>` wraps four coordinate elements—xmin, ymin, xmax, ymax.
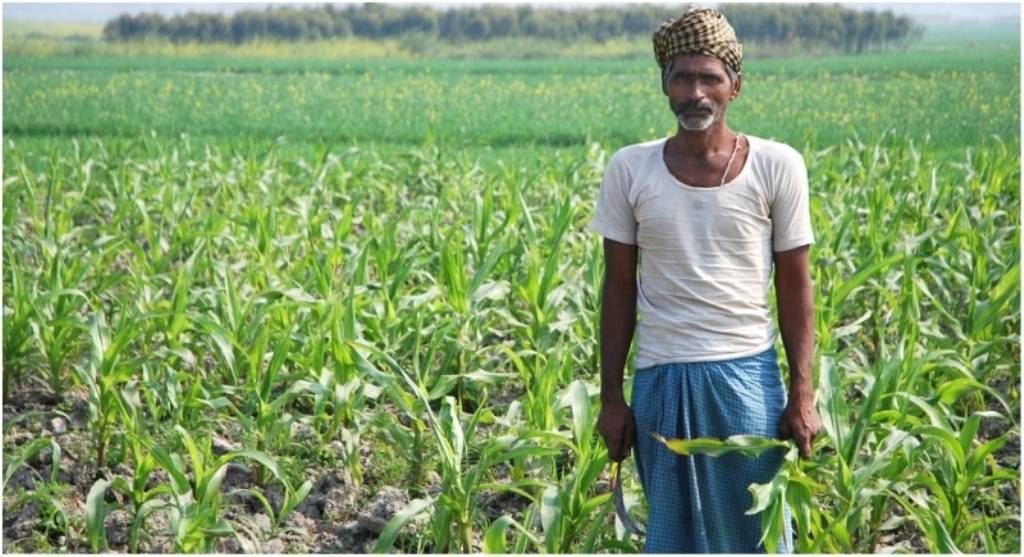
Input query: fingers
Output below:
<box><xmin>779</xmin><ymin>417</ymin><xmax>815</xmax><ymax>459</ymax></box>
<box><xmin>796</xmin><ymin>429</ymin><xmax>817</xmax><ymax>459</ymax></box>
<box><xmin>610</xmin><ymin>427</ymin><xmax>632</xmax><ymax>462</ymax></box>
<box><xmin>621</xmin><ymin>418</ymin><xmax>635</xmax><ymax>460</ymax></box>
<box><xmin>605</xmin><ymin>423</ymin><xmax>634</xmax><ymax>462</ymax></box>
<box><xmin>778</xmin><ymin>418</ymin><xmax>792</xmax><ymax>441</ymax></box>
<box><xmin>603</xmin><ymin>429</ymin><xmax>624</xmax><ymax>462</ymax></box>
<box><xmin>599</xmin><ymin>405</ymin><xmax>636</xmax><ymax>462</ymax></box>
<box><xmin>798</xmin><ymin>434</ymin><xmax>812</xmax><ymax>459</ymax></box>
<box><xmin>603</xmin><ymin>435</ymin><xmax>619</xmax><ymax>462</ymax></box>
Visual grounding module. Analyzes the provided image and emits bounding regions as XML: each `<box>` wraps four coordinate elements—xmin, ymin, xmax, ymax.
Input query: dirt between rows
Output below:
<box><xmin>1</xmin><ymin>385</ymin><xmax>543</xmax><ymax>553</ymax></box>
<box><xmin>2</xmin><ymin>382</ymin><xmax>1019</xmax><ymax>553</ymax></box>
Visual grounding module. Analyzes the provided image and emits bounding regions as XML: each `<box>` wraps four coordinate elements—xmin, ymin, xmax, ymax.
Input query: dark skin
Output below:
<box><xmin>596</xmin><ymin>53</ymin><xmax>822</xmax><ymax>463</ymax></box>
<box><xmin>661</xmin><ymin>54</ymin><xmax>749</xmax><ymax>187</ymax></box>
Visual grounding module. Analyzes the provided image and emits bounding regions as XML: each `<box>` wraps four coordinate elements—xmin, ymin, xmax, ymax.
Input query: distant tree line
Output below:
<box><xmin>102</xmin><ymin>3</ymin><xmax>921</xmax><ymax>53</ymax></box>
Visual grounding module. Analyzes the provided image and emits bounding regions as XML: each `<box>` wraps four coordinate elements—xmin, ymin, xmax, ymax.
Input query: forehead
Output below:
<box><xmin>666</xmin><ymin>54</ymin><xmax>728</xmax><ymax>75</ymax></box>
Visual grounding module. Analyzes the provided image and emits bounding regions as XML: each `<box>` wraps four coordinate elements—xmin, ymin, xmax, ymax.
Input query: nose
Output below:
<box><xmin>683</xmin><ymin>81</ymin><xmax>706</xmax><ymax>104</ymax></box>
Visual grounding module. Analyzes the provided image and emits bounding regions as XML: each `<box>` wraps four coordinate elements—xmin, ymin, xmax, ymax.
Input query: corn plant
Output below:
<box><xmin>32</xmin><ymin>285</ymin><xmax>90</xmax><ymax>402</ymax></box>
<box><xmin>108</xmin><ymin>382</ymin><xmax>176</xmax><ymax>553</ymax></box>
<box><xmin>532</xmin><ymin>379</ymin><xmax>622</xmax><ymax>553</ymax></box>
<box><xmin>148</xmin><ymin>425</ymin><xmax>311</xmax><ymax>552</ymax></box>
<box><xmin>512</xmin><ymin>193</ymin><xmax>574</xmax><ymax>355</ymax></box>
<box><xmin>2</xmin><ymin>244</ymin><xmax>37</xmax><ymax>401</ymax></box>
<box><xmin>224</xmin><ymin>327</ymin><xmax>302</xmax><ymax>487</ymax></box>
<box><xmin>357</xmin><ymin>340</ymin><xmax>559</xmax><ymax>553</ymax></box>
<box><xmin>294</xmin><ymin>368</ymin><xmax>380</xmax><ymax>487</ymax></box>
<box><xmin>7</xmin><ymin>480</ymin><xmax>71</xmax><ymax>550</ymax></box>
<box><xmin>85</xmin><ymin>477</ymin><xmax>118</xmax><ymax>552</ymax></box>
<box><xmin>377</xmin><ymin>310</ymin><xmax>446</xmax><ymax>489</ymax></box>
<box><xmin>73</xmin><ymin>311</ymin><xmax>146</xmax><ymax>471</ymax></box>
<box><xmin>3</xmin><ymin>436</ymin><xmax>61</xmax><ymax>488</ymax></box>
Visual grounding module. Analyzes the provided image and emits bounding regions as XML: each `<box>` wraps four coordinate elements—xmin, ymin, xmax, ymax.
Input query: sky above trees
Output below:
<box><xmin>3</xmin><ymin>2</ymin><xmax>1020</xmax><ymax>26</ymax></box>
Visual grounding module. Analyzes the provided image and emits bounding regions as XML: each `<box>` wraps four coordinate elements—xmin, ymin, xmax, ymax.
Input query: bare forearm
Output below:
<box><xmin>599</xmin><ymin>279</ymin><xmax>637</xmax><ymax>405</ymax></box>
<box><xmin>776</xmin><ymin>278</ymin><xmax>815</xmax><ymax>400</ymax></box>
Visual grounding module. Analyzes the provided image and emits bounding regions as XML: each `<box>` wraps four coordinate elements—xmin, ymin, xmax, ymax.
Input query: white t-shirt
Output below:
<box><xmin>588</xmin><ymin>134</ymin><xmax>815</xmax><ymax>369</ymax></box>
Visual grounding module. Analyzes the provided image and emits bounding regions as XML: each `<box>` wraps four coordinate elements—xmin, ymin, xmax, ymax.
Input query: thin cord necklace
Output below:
<box><xmin>719</xmin><ymin>133</ymin><xmax>745</xmax><ymax>188</ymax></box>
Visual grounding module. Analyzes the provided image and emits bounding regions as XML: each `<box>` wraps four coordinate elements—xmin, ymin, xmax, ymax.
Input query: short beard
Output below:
<box><xmin>677</xmin><ymin>111</ymin><xmax>717</xmax><ymax>131</ymax></box>
<box><xmin>671</xmin><ymin>99</ymin><xmax>723</xmax><ymax>132</ymax></box>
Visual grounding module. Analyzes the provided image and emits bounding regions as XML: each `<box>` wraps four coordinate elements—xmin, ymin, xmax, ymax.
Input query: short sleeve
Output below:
<box><xmin>588</xmin><ymin>151</ymin><xmax>637</xmax><ymax>245</ymax></box>
<box><xmin>771</xmin><ymin>150</ymin><xmax>815</xmax><ymax>252</ymax></box>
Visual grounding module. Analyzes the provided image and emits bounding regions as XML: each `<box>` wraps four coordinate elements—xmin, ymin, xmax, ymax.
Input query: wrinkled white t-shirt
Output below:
<box><xmin>588</xmin><ymin>135</ymin><xmax>815</xmax><ymax>369</ymax></box>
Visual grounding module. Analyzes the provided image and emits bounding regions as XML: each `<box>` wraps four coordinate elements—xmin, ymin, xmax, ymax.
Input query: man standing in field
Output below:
<box><xmin>589</xmin><ymin>6</ymin><xmax>822</xmax><ymax>553</ymax></box>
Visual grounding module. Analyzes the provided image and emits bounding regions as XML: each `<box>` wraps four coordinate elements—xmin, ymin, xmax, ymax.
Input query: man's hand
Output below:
<box><xmin>597</xmin><ymin>399</ymin><xmax>636</xmax><ymax>462</ymax></box>
<box><xmin>773</xmin><ymin>244</ymin><xmax>818</xmax><ymax>459</ymax></box>
<box><xmin>778</xmin><ymin>393</ymin><xmax>822</xmax><ymax>459</ymax></box>
<box><xmin>597</xmin><ymin>238</ymin><xmax>639</xmax><ymax>463</ymax></box>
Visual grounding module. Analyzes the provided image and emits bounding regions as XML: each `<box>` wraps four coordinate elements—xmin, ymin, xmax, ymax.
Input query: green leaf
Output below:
<box><xmin>200</xmin><ymin>519</ymin><xmax>236</xmax><ymax>538</ymax></box>
<box><xmin>912</xmin><ymin>473</ymin><xmax>954</xmax><ymax>532</ymax></box>
<box><xmin>830</xmin><ymin>253</ymin><xmax>903</xmax><ymax>307</ymax></box>
<box><xmin>130</xmin><ymin>499</ymin><xmax>171</xmax><ymax>553</ymax></box>
<box><xmin>202</xmin><ymin>463</ymin><xmax>230</xmax><ymax>505</ymax></box>
<box><xmin>484</xmin><ymin>515</ymin><xmax>513</xmax><ymax>553</ymax></box>
<box><xmin>540</xmin><ymin>484</ymin><xmax>561</xmax><ymax>551</ymax></box>
<box><xmin>3</xmin><ymin>437</ymin><xmax>54</xmax><ymax>486</ymax></box>
<box><xmin>786</xmin><ymin>481</ymin><xmax>814</xmax><ymax>544</ymax></box>
<box><xmin>967</xmin><ymin>436</ymin><xmax>1008</xmax><ymax>480</ymax></box>
<box><xmin>958</xmin><ymin>413</ymin><xmax>981</xmax><ymax>457</ymax></box>
<box><xmin>937</xmin><ymin>377</ymin><xmax>985</xmax><ymax>406</ymax></box>
<box><xmin>747</xmin><ymin>467</ymin><xmax>790</xmax><ymax>516</ymax></box>
<box><xmin>280</xmin><ymin>480</ymin><xmax>313</xmax><ymax>522</ymax></box>
<box><xmin>567</xmin><ymin>379</ymin><xmax>592</xmax><ymax>449</ymax></box>
<box><xmin>979</xmin><ymin>514</ymin><xmax>996</xmax><ymax>553</ymax></box>
<box><xmin>818</xmin><ymin>355</ymin><xmax>851</xmax><ymax>457</ymax></box>
<box><xmin>484</xmin><ymin>514</ymin><xmax>541</xmax><ymax>554</ymax></box>
<box><xmin>175</xmin><ymin>424</ymin><xmax>205</xmax><ymax>486</ymax></box>
<box><xmin>970</xmin><ymin>260</ymin><xmax>1019</xmax><ymax>336</ymax></box>
<box><xmin>911</xmin><ymin>425</ymin><xmax>966</xmax><ymax>468</ymax></box>
<box><xmin>277</xmin><ymin>287</ymin><xmax>320</xmax><ymax>304</ymax></box>
<box><xmin>372</xmin><ymin>497</ymin><xmax>433</xmax><ymax>553</ymax></box>
<box><xmin>470</xmin><ymin>279</ymin><xmax>510</xmax><ymax>303</ymax></box>
<box><xmin>427</xmin><ymin>374</ymin><xmax>460</xmax><ymax>400</ymax></box>
<box><xmin>442</xmin><ymin>397</ymin><xmax>465</xmax><ymax>470</ymax></box>
<box><xmin>229</xmin><ymin>488</ymin><xmax>276</xmax><ymax>524</ymax></box>
<box><xmin>845</xmin><ymin>355</ymin><xmax>901</xmax><ymax>464</ymax></box>
<box><xmin>86</xmin><ymin>478</ymin><xmax>112</xmax><ymax>552</ymax></box>
<box><xmin>929</xmin><ymin>508</ymin><xmax>961</xmax><ymax>553</ymax></box>
<box><xmin>149</xmin><ymin>443</ymin><xmax>190</xmax><ymax>495</ymax></box>
<box><xmin>652</xmin><ymin>433</ymin><xmax>790</xmax><ymax>458</ymax></box>
<box><xmin>220</xmin><ymin>449</ymin><xmax>287</xmax><ymax>486</ymax></box>
<box><xmin>208</xmin><ymin>327</ymin><xmax>236</xmax><ymax>370</ymax></box>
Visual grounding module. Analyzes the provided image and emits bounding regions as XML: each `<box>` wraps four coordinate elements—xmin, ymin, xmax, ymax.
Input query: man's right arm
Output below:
<box><xmin>596</xmin><ymin>237</ymin><xmax>638</xmax><ymax>462</ymax></box>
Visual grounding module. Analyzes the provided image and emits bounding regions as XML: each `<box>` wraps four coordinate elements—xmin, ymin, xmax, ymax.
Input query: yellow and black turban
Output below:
<box><xmin>652</xmin><ymin>5</ymin><xmax>743</xmax><ymax>74</ymax></box>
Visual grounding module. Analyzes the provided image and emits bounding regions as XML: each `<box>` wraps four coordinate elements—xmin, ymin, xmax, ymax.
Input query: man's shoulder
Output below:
<box><xmin>747</xmin><ymin>135</ymin><xmax>805</xmax><ymax>168</ymax></box>
<box><xmin>608</xmin><ymin>137</ymin><xmax>667</xmax><ymax>168</ymax></box>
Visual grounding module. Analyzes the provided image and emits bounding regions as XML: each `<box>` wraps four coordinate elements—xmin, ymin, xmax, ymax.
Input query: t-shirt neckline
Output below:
<box><xmin>659</xmin><ymin>134</ymin><xmax>754</xmax><ymax>191</ymax></box>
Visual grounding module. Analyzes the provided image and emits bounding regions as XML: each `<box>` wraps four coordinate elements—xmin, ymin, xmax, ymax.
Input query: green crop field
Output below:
<box><xmin>1</xmin><ymin>22</ymin><xmax>1020</xmax><ymax>554</ymax></box>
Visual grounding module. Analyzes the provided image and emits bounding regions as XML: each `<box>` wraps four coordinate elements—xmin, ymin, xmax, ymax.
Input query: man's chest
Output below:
<box><xmin>631</xmin><ymin>178</ymin><xmax>773</xmax><ymax>251</ymax></box>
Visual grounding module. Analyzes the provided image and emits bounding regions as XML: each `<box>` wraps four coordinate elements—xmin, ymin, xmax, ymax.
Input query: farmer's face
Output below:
<box><xmin>663</xmin><ymin>55</ymin><xmax>740</xmax><ymax>132</ymax></box>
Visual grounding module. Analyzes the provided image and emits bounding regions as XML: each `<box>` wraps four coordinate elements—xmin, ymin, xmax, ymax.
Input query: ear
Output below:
<box><xmin>730</xmin><ymin>73</ymin><xmax>742</xmax><ymax>100</ymax></box>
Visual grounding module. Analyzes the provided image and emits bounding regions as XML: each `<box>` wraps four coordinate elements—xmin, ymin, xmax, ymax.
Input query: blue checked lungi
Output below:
<box><xmin>631</xmin><ymin>346</ymin><xmax>794</xmax><ymax>553</ymax></box>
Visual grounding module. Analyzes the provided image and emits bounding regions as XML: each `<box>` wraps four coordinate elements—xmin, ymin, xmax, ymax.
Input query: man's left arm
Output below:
<box><xmin>774</xmin><ymin>244</ymin><xmax>822</xmax><ymax>459</ymax></box>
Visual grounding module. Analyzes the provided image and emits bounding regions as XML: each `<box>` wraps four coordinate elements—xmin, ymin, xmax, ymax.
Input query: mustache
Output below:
<box><xmin>673</xmin><ymin>100</ymin><xmax>716</xmax><ymax>115</ymax></box>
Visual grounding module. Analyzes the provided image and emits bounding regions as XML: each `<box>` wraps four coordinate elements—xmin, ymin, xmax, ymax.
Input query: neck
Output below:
<box><xmin>672</xmin><ymin>120</ymin><xmax>736</xmax><ymax>159</ymax></box>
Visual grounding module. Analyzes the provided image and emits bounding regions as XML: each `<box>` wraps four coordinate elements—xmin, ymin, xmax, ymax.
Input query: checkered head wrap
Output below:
<box><xmin>652</xmin><ymin>5</ymin><xmax>743</xmax><ymax>74</ymax></box>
